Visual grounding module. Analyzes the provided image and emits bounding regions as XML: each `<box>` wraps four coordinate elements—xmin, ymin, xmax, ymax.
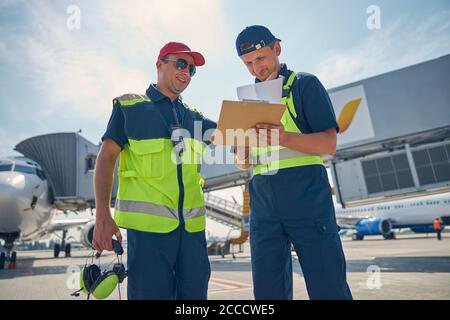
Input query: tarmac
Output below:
<box><xmin>0</xmin><ymin>233</ymin><xmax>449</xmax><ymax>300</ymax></box>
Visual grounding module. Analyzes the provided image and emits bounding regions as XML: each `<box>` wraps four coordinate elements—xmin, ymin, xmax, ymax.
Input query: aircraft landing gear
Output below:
<box><xmin>8</xmin><ymin>251</ymin><xmax>16</xmax><ymax>269</ymax></box>
<box><xmin>0</xmin><ymin>252</ymin><xmax>5</xmax><ymax>270</ymax></box>
<box><xmin>54</xmin><ymin>243</ymin><xmax>60</xmax><ymax>258</ymax></box>
<box><xmin>65</xmin><ymin>243</ymin><xmax>71</xmax><ymax>257</ymax></box>
<box><xmin>383</xmin><ymin>232</ymin><xmax>396</xmax><ymax>240</ymax></box>
<box><xmin>1</xmin><ymin>240</ymin><xmax>17</xmax><ymax>269</ymax></box>
<box><xmin>54</xmin><ymin>230</ymin><xmax>71</xmax><ymax>258</ymax></box>
<box><xmin>352</xmin><ymin>233</ymin><xmax>365</xmax><ymax>241</ymax></box>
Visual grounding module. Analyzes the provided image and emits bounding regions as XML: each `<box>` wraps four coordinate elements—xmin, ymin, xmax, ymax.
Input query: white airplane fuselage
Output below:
<box><xmin>336</xmin><ymin>194</ymin><xmax>450</xmax><ymax>229</ymax></box>
<box><xmin>0</xmin><ymin>157</ymin><xmax>55</xmax><ymax>242</ymax></box>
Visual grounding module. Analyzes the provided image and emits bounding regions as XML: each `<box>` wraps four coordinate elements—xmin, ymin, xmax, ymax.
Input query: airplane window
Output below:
<box><xmin>14</xmin><ymin>165</ymin><xmax>37</xmax><ymax>175</ymax></box>
<box><xmin>36</xmin><ymin>169</ymin><xmax>46</xmax><ymax>180</ymax></box>
<box><xmin>0</xmin><ymin>164</ymin><xmax>13</xmax><ymax>171</ymax></box>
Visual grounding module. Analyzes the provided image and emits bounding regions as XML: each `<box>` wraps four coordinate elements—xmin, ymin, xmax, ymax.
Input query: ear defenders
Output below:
<box><xmin>74</xmin><ymin>239</ymin><xmax>127</xmax><ymax>300</ymax></box>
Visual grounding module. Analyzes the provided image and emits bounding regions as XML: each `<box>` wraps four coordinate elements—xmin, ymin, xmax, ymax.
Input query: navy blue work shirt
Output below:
<box><xmin>256</xmin><ymin>63</ymin><xmax>339</xmax><ymax>134</ymax></box>
<box><xmin>102</xmin><ymin>84</ymin><xmax>217</xmax><ymax>148</ymax></box>
<box><xmin>251</xmin><ymin>64</ymin><xmax>339</xmax><ymax>220</ymax></box>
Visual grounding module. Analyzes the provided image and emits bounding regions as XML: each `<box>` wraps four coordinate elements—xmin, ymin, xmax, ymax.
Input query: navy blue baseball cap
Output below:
<box><xmin>236</xmin><ymin>25</ymin><xmax>281</xmax><ymax>56</ymax></box>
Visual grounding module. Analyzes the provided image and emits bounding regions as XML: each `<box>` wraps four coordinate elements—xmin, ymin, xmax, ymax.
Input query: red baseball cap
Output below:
<box><xmin>158</xmin><ymin>42</ymin><xmax>205</xmax><ymax>66</ymax></box>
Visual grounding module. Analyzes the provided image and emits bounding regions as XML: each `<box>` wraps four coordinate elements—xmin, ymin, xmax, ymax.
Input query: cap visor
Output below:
<box><xmin>188</xmin><ymin>51</ymin><xmax>205</xmax><ymax>66</ymax></box>
<box><xmin>171</xmin><ymin>50</ymin><xmax>204</xmax><ymax>66</ymax></box>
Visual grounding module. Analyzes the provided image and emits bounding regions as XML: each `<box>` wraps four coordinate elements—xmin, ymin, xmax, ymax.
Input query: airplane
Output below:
<box><xmin>0</xmin><ymin>156</ymin><xmax>95</xmax><ymax>269</ymax></box>
<box><xmin>335</xmin><ymin>193</ymin><xmax>450</xmax><ymax>240</ymax></box>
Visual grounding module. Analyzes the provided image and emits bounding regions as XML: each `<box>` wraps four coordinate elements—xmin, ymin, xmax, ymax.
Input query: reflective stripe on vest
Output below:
<box><xmin>112</xmin><ymin>94</ymin><xmax>206</xmax><ymax>233</ymax></box>
<box><xmin>252</xmin><ymin>148</ymin><xmax>309</xmax><ymax>165</ymax></box>
<box><xmin>116</xmin><ymin>199</ymin><xmax>178</xmax><ymax>219</ymax></box>
<box><xmin>114</xmin><ymin>94</ymin><xmax>150</xmax><ymax>107</ymax></box>
<box><xmin>116</xmin><ymin>199</ymin><xmax>206</xmax><ymax>220</ymax></box>
<box><xmin>252</xmin><ymin>72</ymin><xmax>324</xmax><ymax>175</ymax></box>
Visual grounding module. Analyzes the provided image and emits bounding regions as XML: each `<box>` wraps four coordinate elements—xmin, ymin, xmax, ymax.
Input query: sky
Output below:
<box><xmin>1</xmin><ymin>0</ymin><xmax>450</xmax><ymax>157</ymax></box>
<box><xmin>1</xmin><ymin>0</ymin><xmax>450</xmax><ymax>238</ymax></box>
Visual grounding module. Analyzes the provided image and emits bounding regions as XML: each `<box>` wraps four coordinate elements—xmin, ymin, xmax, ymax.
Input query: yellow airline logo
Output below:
<box><xmin>337</xmin><ymin>98</ymin><xmax>362</xmax><ymax>133</ymax></box>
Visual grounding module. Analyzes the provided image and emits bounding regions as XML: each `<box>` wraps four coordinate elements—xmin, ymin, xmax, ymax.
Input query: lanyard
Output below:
<box><xmin>150</xmin><ymin>100</ymin><xmax>181</xmax><ymax>132</ymax></box>
<box><xmin>150</xmin><ymin>98</ymin><xmax>186</xmax><ymax>162</ymax></box>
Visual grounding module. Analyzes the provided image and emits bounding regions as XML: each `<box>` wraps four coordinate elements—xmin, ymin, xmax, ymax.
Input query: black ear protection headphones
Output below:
<box><xmin>71</xmin><ymin>239</ymin><xmax>127</xmax><ymax>300</ymax></box>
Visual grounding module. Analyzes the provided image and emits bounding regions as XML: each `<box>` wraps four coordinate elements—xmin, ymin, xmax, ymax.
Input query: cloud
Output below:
<box><xmin>2</xmin><ymin>1</ymin><xmax>449</xmax><ymax>159</ymax></box>
<box><xmin>17</xmin><ymin>0</ymin><xmax>228</xmax><ymax>122</ymax></box>
<box><xmin>19</xmin><ymin>2</ymin><xmax>150</xmax><ymax>122</ymax></box>
<box><xmin>0</xmin><ymin>0</ymin><xmax>230</xmax><ymax>157</ymax></box>
<box><xmin>25</xmin><ymin>36</ymin><xmax>149</xmax><ymax>120</ymax></box>
<box><xmin>99</xmin><ymin>0</ymin><xmax>227</xmax><ymax>63</ymax></box>
<box><xmin>0</xmin><ymin>0</ymin><xmax>22</xmax><ymax>10</ymax></box>
<box><xmin>315</xmin><ymin>11</ymin><xmax>450</xmax><ymax>88</ymax></box>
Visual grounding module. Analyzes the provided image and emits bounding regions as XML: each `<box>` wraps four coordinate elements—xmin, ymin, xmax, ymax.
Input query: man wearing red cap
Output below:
<box><xmin>93</xmin><ymin>42</ymin><xmax>216</xmax><ymax>299</ymax></box>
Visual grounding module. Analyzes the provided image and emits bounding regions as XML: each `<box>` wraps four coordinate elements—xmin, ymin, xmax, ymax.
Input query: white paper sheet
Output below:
<box><xmin>236</xmin><ymin>77</ymin><xmax>283</xmax><ymax>104</ymax></box>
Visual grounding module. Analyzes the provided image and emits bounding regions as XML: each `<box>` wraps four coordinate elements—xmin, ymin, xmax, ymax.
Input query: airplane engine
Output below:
<box><xmin>80</xmin><ymin>220</ymin><xmax>95</xmax><ymax>248</ymax></box>
<box><xmin>355</xmin><ymin>217</ymin><xmax>392</xmax><ymax>237</ymax></box>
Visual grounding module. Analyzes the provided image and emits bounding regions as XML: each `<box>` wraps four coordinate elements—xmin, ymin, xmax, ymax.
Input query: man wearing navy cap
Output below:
<box><xmin>234</xmin><ymin>25</ymin><xmax>353</xmax><ymax>300</ymax></box>
<box><xmin>94</xmin><ymin>42</ymin><xmax>216</xmax><ymax>299</ymax></box>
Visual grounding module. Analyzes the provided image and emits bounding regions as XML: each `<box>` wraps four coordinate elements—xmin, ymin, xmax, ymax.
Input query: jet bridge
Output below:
<box><xmin>15</xmin><ymin>132</ymin><xmax>107</xmax><ymax>211</ymax></box>
<box><xmin>328</xmin><ymin>54</ymin><xmax>450</xmax><ymax>207</ymax></box>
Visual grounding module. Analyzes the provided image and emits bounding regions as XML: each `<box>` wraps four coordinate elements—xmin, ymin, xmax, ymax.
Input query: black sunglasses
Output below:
<box><xmin>163</xmin><ymin>58</ymin><xmax>196</xmax><ymax>77</ymax></box>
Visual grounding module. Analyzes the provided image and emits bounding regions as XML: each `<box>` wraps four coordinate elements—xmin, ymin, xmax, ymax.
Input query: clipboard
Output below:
<box><xmin>211</xmin><ymin>100</ymin><xmax>286</xmax><ymax>146</ymax></box>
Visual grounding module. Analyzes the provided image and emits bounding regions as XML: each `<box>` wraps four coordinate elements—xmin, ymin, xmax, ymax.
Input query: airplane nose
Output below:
<box><xmin>0</xmin><ymin>179</ymin><xmax>22</xmax><ymax>233</ymax></box>
<box><xmin>0</xmin><ymin>173</ymin><xmax>25</xmax><ymax>189</ymax></box>
<box><xmin>0</xmin><ymin>173</ymin><xmax>20</xmax><ymax>195</ymax></box>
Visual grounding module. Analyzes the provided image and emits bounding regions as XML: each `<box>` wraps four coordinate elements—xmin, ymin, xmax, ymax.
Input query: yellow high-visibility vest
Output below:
<box><xmin>251</xmin><ymin>72</ymin><xmax>324</xmax><ymax>175</ymax></box>
<box><xmin>113</xmin><ymin>94</ymin><xmax>206</xmax><ymax>233</ymax></box>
